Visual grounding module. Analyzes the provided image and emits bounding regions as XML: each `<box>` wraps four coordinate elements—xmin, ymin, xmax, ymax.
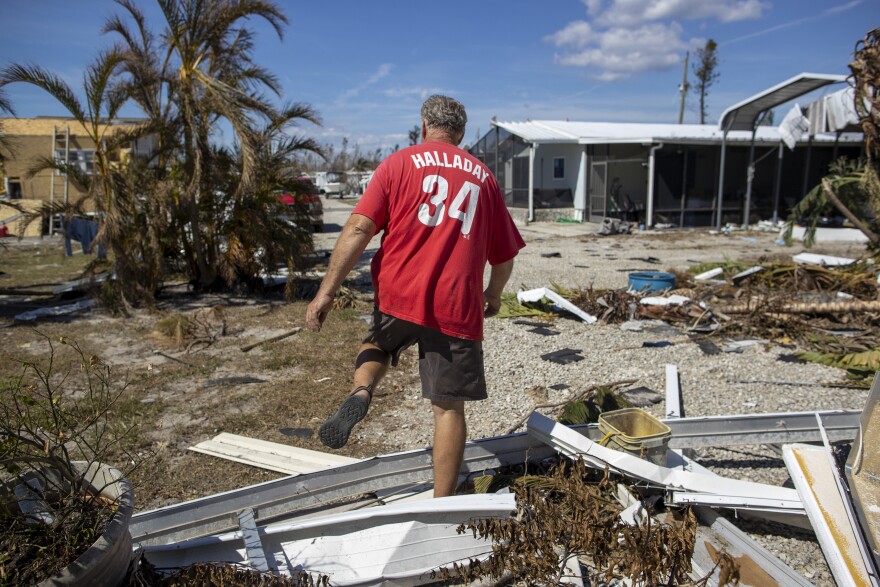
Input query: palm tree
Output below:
<box><xmin>785</xmin><ymin>28</ymin><xmax>880</xmax><ymax>254</ymax></box>
<box><xmin>152</xmin><ymin>0</ymin><xmax>291</xmax><ymax>289</ymax></box>
<box><xmin>0</xmin><ymin>52</ymin><xmax>163</xmax><ymax>306</ymax></box>
<box><xmin>0</xmin><ymin>87</ymin><xmax>14</xmax><ymax>194</ymax></box>
<box><xmin>218</xmin><ymin>103</ymin><xmax>323</xmax><ymax>291</ymax></box>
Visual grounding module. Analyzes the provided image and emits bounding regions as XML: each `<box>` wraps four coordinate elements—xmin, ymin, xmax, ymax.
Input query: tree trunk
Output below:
<box><xmin>823</xmin><ymin>178</ymin><xmax>880</xmax><ymax>245</ymax></box>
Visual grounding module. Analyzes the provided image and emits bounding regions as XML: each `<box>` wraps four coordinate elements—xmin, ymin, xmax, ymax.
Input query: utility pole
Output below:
<box><xmin>678</xmin><ymin>51</ymin><xmax>689</xmax><ymax>124</ymax></box>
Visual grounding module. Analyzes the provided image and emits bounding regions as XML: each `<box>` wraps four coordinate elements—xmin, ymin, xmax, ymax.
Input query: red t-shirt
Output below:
<box><xmin>353</xmin><ymin>141</ymin><xmax>525</xmax><ymax>340</ymax></box>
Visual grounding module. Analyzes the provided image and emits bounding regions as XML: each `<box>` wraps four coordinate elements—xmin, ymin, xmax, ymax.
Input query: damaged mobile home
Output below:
<box><xmin>469</xmin><ymin>73</ymin><xmax>864</xmax><ymax>228</ymax></box>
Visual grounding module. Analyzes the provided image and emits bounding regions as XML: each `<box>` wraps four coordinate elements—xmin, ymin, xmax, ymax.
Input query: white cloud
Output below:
<box><xmin>551</xmin><ymin>22</ymin><xmax>686</xmax><ymax>80</ymax></box>
<box><xmin>544</xmin><ymin>21</ymin><xmax>595</xmax><ymax>48</ymax></box>
<box><xmin>548</xmin><ymin>0</ymin><xmax>767</xmax><ymax>80</ymax></box>
<box><xmin>338</xmin><ymin>63</ymin><xmax>393</xmax><ymax>102</ymax></box>
<box><xmin>581</xmin><ymin>0</ymin><xmax>604</xmax><ymax>16</ymax></box>
<box><xmin>596</xmin><ymin>0</ymin><xmax>768</xmax><ymax>27</ymax></box>
<box><xmin>383</xmin><ymin>86</ymin><xmax>445</xmax><ymax>101</ymax></box>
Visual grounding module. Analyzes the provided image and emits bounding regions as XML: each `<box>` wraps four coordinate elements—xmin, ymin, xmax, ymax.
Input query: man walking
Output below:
<box><xmin>305</xmin><ymin>95</ymin><xmax>524</xmax><ymax>497</ymax></box>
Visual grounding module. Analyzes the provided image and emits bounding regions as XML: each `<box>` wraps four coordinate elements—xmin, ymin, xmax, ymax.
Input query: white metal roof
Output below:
<box><xmin>718</xmin><ymin>72</ymin><xmax>847</xmax><ymax>132</ymax></box>
<box><xmin>492</xmin><ymin>119</ymin><xmax>858</xmax><ymax>146</ymax></box>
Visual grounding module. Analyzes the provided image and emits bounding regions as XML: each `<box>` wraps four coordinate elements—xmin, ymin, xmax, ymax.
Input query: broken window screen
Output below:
<box><xmin>553</xmin><ymin>157</ymin><xmax>565</xmax><ymax>179</ymax></box>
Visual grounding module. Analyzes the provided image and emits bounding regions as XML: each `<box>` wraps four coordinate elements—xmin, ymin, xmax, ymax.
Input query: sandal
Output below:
<box><xmin>319</xmin><ymin>385</ymin><xmax>373</xmax><ymax>449</ymax></box>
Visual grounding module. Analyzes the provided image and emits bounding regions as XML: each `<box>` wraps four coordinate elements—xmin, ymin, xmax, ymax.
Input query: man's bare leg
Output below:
<box><xmin>352</xmin><ymin>342</ymin><xmax>390</xmax><ymax>399</ymax></box>
<box><xmin>319</xmin><ymin>342</ymin><xmax>390</xmax><ymax>448</ymax></box>
<box><xmin>431</xmin><ymin>399</ymin><xmax>466</xmax><ymax>497</ymax></box>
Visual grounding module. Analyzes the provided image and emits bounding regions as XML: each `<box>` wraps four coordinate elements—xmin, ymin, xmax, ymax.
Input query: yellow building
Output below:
<box><xmin>0</xmin><ymin>116</ymin><xmax>153</xmax><ymax>236</ymax></box>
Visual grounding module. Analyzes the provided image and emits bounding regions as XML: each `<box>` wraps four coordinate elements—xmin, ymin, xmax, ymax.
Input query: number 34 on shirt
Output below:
<box><xmin>417</xmin><ymin>174</ymin><xmax>480</xmax><ymax>236</ymax></box>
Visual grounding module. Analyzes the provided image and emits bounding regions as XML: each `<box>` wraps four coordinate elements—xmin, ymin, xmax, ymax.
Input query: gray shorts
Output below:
<box><xmin>363</xmin><ymin>308</ymin><xmax>487</xmax><ymax>402</ymax></box>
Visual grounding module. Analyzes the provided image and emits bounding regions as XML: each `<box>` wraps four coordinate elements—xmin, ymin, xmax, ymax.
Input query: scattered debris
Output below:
<box><xmin>598</xmin><ymin>218</ymin><xmax>633</xmax><ymax>235</ymax></box>
<box><xmin>152</xmin><ymin>350</ymin><xmax>198</xmax><ymax>369</ymax></box>
<box><xmin>189</xmin><ymin>433</ymin><xmax>355</xmax><ymax>475</ymax></box>
<box><xmin>643</xmin><ymin>341</ymin><xmax>673</xmax><ymax>348</ymax></box>
<box><xmin>505</xmin><ymin>380</ymin><xmax>636</xmax><ymax>434</ymax></box>
<box><xmin>517</xmin><ymin>287</ymin><xmax>597</xmax><ymax>324</ymax></box>
<box><xmin>142</xmin><ymin>494</ymin><xmax>516</xmax><ymax>586</ymax></box>
<box><xmin>541</xmin><ymin>348</ymin><xmax>584</xmax><ymax>365</ymax></box>
<box><xmin>154</xmin><ymin>306</ymin><xmax>228</xmax><ymax>353</ymax></box>
<box><xmin>731</xmin><ymin>266</ymin><xmax>765</xmax><ymax>284</ymax></box>
<box><xmin>640</xmin><ymin>294</ymin><xmax>691</xmax><ymax>306</ymax></box>
<box><xmin>783</xmin><ymin>443</ymin><xmax>875</xmax><ymax>586</ymax></box>
<box><xmin>527</xmin><ymin>411</ymin><xmax>803</xmax><ymax>515</ymax></box>
<box><xmin>628</xmin><ymin>256</ymin><xmax>662</xmax><ymax>264</ymax></box>
<box><xmin>618</xmin><ymin>386</ymin><xmax>663</xmax><ymax>407</ymax></box>
<box><xmin>694</xmin><ymin>267</ymin><xmax>724</xmax><ymax>281</ymax></box>
<box><xmin>443</xmin><ymin>459</ymin><xmax>703</xmax><ymax>586</ymax></box>
<box><xmin>513</xmin><ymin>319</ymin><xmax>554</xmax><ymax>327</ymax></box>
<box><xmin>528</xmin><ymin>326</ymin><xmax>560</xmax><ymax>336</ymax></box>
<box><xmin>14</xmin><ymin>299</ymin><xmax>95</xmax><ymax>322</ymax></box>
<box><xmin>792</xmin><ymin>252</ymin><xmax>857</xmax><ymax>266</ymax></box>
<box><xmin>692</xmin><ymin>338</ymin><xmax>722</xmax><ymax>355</ymax></box>
<box><xmin>540</xmin><ymin>251</ymin><xmax>562</xmax><ymax>258</ymax></box>
<box><xmin>620</xmin><ymin>320</ymin><xmax>646</xmax><ymax>331</ymax></box>
<box><xmin>240</xmin><ymin>327</ymin><xmax>302</xmax><ymax>352</ymax></box>
<box><xmin>204</xmin><ymin>376</ymin><xmax>266</xmax><ymax>387</ymax></box>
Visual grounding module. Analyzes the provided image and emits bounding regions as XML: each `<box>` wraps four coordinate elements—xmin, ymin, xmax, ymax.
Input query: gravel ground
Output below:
<box><xmin>324</xmin><ymin>208</ymin><xmax>873</xmax><ymax>587</ymax></box>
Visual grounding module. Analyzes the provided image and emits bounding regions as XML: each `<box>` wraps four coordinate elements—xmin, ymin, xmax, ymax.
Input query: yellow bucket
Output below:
<box><xmin>598</xmin><ymin>408</ymin><xmax>671</xmax><ymax>466</ymax></box>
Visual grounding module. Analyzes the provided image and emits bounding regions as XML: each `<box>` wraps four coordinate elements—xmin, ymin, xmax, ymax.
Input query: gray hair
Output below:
<box><xmin>421</xmin><ymin>95</ymin><xmax>467</xmax><ymax>140</ymax></box>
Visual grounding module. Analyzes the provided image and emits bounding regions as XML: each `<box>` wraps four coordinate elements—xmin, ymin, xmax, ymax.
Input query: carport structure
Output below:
<box><xmin>715</xmin><ymin>73</ymin><xmax>848</xmax><ymax>229</ymax></box>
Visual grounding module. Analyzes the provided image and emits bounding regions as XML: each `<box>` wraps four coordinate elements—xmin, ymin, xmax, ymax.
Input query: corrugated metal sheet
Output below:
<box><xmin>493</xmin><ymin>118</ymin><xmax>859</xmax><ymax>145</ymax></box>
<box><xmin>719</xmin><ymin>72</ymin><xmax>846</xmax><ymax>132</ymax></box>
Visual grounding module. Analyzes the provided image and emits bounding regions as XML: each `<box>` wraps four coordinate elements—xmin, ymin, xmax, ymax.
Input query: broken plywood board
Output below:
<box><xmin>189</xmin><ymin>433</ymin><xmax>357</xmax><ymax>475</ymax></box>
<box><xmin>782</xmin><ymin>443</ymin><xmax>877</xmax><ymax>587</ymax></box>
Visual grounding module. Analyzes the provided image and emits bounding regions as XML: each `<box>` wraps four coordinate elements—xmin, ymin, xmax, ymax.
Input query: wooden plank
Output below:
<box><xmin>189</xmin><ymin>433</ymin><xmax>357</xmax><ymax>475</ymax></box>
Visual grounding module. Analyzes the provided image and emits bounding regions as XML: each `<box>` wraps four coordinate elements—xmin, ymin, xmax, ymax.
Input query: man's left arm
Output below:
<box><xmin>483</xmin><ymin>259</ymin><xmax>514</xmax><ymax>318</ymax></box>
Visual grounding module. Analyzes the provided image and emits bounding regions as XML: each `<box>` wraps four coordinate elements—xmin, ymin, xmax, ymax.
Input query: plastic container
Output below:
<box><xmin>628</xmin><ymin>271</ymin><xmax>676</xmax><ymax>294</ymax></box>
<box><xmin>598</xmin><ymin>408</ymin><xmax>671</xmax><ymax>466</ymax></box>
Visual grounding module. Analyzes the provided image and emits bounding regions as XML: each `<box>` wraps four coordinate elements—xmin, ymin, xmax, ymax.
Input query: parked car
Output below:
<box><xmin>277</xmin><ymin>177</ymin><xmax>323</xmax><ymax>232</ymax></box>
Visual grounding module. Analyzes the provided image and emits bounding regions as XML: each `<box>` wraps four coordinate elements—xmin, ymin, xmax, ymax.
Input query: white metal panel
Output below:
<box><xmin>783</xmin><ymin>444</ymin><xmax>876</xmax><ymax>587</ymax></box>
<box><xmin>527</xmin><ymin>411</ymin><xmax>802</xmax><ymax>514</ymax></box>
<box><xmin>492</xmin><ymin>119</ymin><xmax>858</xmax><ymax>146</ymax></box>
<box><xmin>141</xmin><ymin>494</ymin><xmax>515</xmax><ymax>586</ymax></box>
<box><xmin>719</xmin><ymin>73</ymin><xmax>846</xmax><ymax>132</ymax></box>
<box><xmin>189</xmin><ymin>433</ymin><xmax>357</xmax><ymax>474</ymax></box>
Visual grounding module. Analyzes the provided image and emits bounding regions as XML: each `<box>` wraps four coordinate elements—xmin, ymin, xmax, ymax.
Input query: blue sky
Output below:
<box><xmin>0</xmin><ymin>0</ymin><xmax>874</xmax><ymax>154</ymax></box>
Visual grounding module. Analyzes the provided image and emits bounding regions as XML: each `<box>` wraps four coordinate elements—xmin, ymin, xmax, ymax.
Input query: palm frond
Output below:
<box><xmin>83</xmin><ymin>49</ymin><xmax>128</xmax><ymax>125</ymax></box>
<box><xmin>0</xmin><ymin>64</ymin><xmax>85</xmax><ymax>122</ymax></box>
<box><xmin>23</xmin><ymin>156</ymin><xmax>92</xmax><ymax>193</ymax></box>
<box><xmin>0</xmin><ymin>86</ymin><xmax>16</xmax><ymax>116</ymax></box>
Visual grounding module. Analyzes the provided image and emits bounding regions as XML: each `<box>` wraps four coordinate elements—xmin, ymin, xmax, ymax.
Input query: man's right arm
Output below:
<box><xmin>306</xmin><ymin>213</ymin><xmax>377</xmax><ymax>331</ymax></box>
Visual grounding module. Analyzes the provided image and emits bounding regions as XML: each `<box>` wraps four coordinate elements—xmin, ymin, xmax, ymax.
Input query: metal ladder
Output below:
<box><xmin>48</xmin><ymin>125</ymin><xmax>70</xmax><ymax>236</ymax></box>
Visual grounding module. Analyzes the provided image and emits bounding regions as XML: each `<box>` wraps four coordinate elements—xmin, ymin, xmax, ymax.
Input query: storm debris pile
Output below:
<box><xmin>511</xmin><ymin>256</ymin><xmax>880</xmax><ymax>380</ymax></box>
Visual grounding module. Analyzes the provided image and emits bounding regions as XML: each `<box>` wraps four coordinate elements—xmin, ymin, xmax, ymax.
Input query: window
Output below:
<box><xmin>7</xmin><ymin>178</ymin><xmax>22</xmax><ymax>199</ymax></box>
<box><xmin>55</xmin><ymin>149</ymin><xmax>96</xmax><ymax>175</ymax></box>
<box><xmin>553</xmin><ymin>157</ymin><xmax>565</xmax><ymax>179</ymax></box>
